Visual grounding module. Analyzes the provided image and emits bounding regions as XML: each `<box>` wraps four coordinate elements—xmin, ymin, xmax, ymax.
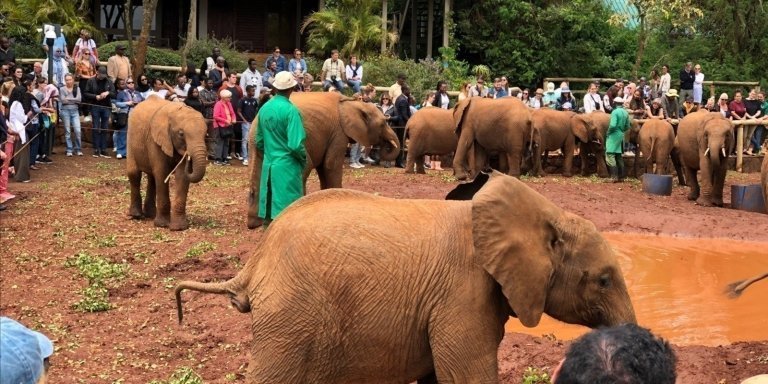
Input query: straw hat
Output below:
<box><xmin>273</xmin><ymin>71</ymin><xmax>297</xmax><ymax>90</ymax></box>
<box><xmin>665</xmin><ymin>89</ymin><xmax>679</xmax><ymax>98</ymax></box>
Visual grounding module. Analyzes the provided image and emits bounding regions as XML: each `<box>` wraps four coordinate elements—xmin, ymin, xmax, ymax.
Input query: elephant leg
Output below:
<box><xmin>405</xmin><ymin>149</ymin><xmax>416</xmax><ymax>174</ymax></box>
<box><xmin>473</xmin><ymin>146</ymin><xmax>488</xmax><ymax>178</ymax></box>
<box><xmin>429</xmin><ymin>322</ymin><xmax>502</xmax><ymax>384</ymax></box>
<box><xmin>128</xmin><ymin>168</ymin><xmax>144</xmax><ymax>218</ymax></box>
<box><xmin>595</xmin><ymin>148</ymin><xmax>609</xmax><ymax>178</ymax></box>
<box><xmin>563</xmin><ymin>143</ymin><xmax>574</xmax><ymax>177</ymax></box>
<box><xmin>322</xmin><ymin>158</ymin><xmax>344</xmax><ymax>189</ymax></box>
<box><xmin>416</xmin><ymin>154</ymin><xmax>427</xmax><ymax>174</ymax></box>
<box><xmin>452</xmin><ymin>131</ymin><xmax>474</xmax><ymax>181</ymax></box>
<box><xmin>532</xmin><ymin>146</ymin><xmax>544</xmax><ymax>177</ymax></box>
<box><xmin>507</xmin><ymin>151</ymin><xmax>522</xmax><ymax>178</ymax></box>
<box><xmin>153</xmin><ymin>172</ymin><xmax>171</xmax><ymax>228</ymax></box>
<box><xmin>684</xmin><ymin>166</ymin><xmax>700</xmax><ymax>201</ymax></box>
<box><xmin>416</xmin><ymin>371</ymin><xmax>438</xmax><ymax>384</ymax></box>
<box><xmin>670</xmin><ymin>148</ymin><xmax>686</xmax><ymax>186</ymax></box>
<box><xmin>579</xmin><ymin>145</ymin><xmax>591</xmax><ymax>176</ymax></box>
<box><xmin>143</xmin><ymin>173</ymin><xmax>157</xmax><ymax>219</ymax></box>
<box><xmin>169</xmin><ymin>165</ymin><xmax>190</xmax><ymax>231</ymax></box>
<box><xmin>712</xmin><ymin>162</ymin><xmax>727</xmax><ymax>207</ymax></box>
<box><xmin>697</xmin><ymin>158</ymin><xmax>715</xmax><ymax>207</ymax></box>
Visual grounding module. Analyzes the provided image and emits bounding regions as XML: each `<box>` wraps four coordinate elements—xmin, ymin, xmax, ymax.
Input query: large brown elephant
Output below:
<box><xmin>452</xmin><ymin>97</ymin><xmax>532</xmax><ymax>180</ymax></box>
<box><xmin>127</xmin><ymin>97</ymin><xmax>208</xmax><ymax>231</ymax></box>
<box><xmin>175</xmin><ymin>172</ymin><xmax>636</xmax><ymax>383</ymax></box>
<box><xmin>247</xmin><ymin>92</ymin><xmax>400</xmax><ymax>228</ymax></box>
<box><xmin>404</xmin><ymin>107</ymin><xmax>456</xmax><ymax>174</ymax></box>
<box><xmin>529</xmin><ymin>109</ymin><xmax>588</xmax><ymax>177</ymax></box>
<box><xmin>676</xmin><ymin>111</ymin><xmax>734</xmax><ymax>206</ymax></box>
<box><xmin>636</xmin><ymin>119</ymin><xmax>679</xmax><ymax>176</ymax></box>
<box><xmin>576</xmin><ymin>112</ymin><xmax>611</xmax><ymax>178</ymax></box>
<box><xmin>763</xmin><ymin>152</ymin><xmax>768</xmax><ymax>214</ymax></box>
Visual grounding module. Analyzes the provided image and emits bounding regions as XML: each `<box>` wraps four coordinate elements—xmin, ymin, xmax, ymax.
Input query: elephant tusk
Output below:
<box><xmin>388</xmin><ymin>139</ymin><xmax>399</xmax><ymax>149</ymax></box>
<box><xmin>721</xmin><ymin>148</ymin><xmax>727</xmax><ymax>158</ymax></box>
<box><xmin>704</xmin><ymin>148</ymin><xmax>710</xmax><ymax>157</ymax></box>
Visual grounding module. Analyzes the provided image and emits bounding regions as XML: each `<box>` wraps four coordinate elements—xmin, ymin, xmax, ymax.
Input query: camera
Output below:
<box><xmin>331</xmin><ymin>75</ymin><xmax>337</xmax><ymax>81</ymax></box>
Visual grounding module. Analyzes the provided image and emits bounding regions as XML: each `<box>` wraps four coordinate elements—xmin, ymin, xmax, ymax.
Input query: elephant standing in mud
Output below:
<box><xmin>127</xmin><ymin>97</ymin><xmax>208</xmax><ymax>231</ymax></box>
<box><xmin>576</xmin><ymin>112</ymin><xmax>611</xmax><ymax>178</ymax></box>
<box><xmin>452</xmin><ymin>97</ymin><xmax>532</xmax><ymax>180</ymax></box>
<box><xmin>676</xmin><ymin>111</ymin><xmax>734</xmax><ymax>207</ymax></box>
<box><xmin>634</xmin><ymin>119</ymin><xmax>686</xmax><ymax>184</ymax></box>
<box><xmin>175</xmin><ymin>172</ymin><xmax>636</xmax><ymax>383</ymax></box>
<box><xmin>404</xmin><ymin>107</ymin><xmax>456</xmax><ymax>174</ymax></box>
<box><xmin>529</xmin><ymin>109</ymin><xmax>589</xmax><ymax>177</ymax></box>
<box><xmin>763</xmin><ymin>152</ymin><xmax>768</xmax><ymax>213</ymax></box>
<box><xmin>247</xmin><ymin>92</ymin><xmax>400</xmax><ymax>228</ymax></box>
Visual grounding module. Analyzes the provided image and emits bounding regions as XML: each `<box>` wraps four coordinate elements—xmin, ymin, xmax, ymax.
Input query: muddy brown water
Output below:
<box><xmin>506</xmin><ymin>233</ymin><xmax>768</xmax><ymax>346</ymax></box>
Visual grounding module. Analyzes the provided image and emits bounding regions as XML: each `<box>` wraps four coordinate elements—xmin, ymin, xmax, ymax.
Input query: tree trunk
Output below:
<box><xmin>134</xmin><ymin>0</ymin><xmax>159</xmax><ymax>76</ymax></box>
<box><xmin>631</xmin><ymin>13</ymin><xmax>647</xmax><ymax>79</ymax></box>
<box><xmin>181</xmin><ymin>0</ymin><xmax>198</xmax><ymax>70</ymax></box>
<box><xmin>124</xmin><ymin>0</ymin><xmax>134</xmax><ymax>59</ymax></box>
<box><xmin>381</xmin><ymin>0</ymin><xmax>388</xmax><ymax>54</ymax></box>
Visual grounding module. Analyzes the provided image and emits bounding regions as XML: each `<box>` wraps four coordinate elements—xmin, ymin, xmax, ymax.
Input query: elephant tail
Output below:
<box><xmin>646</xmin><ymin>136</ymin><xmax>656</xmax><ymax>164</ymax></box>
<box><xmin>724</xmin><ymin>272</ymin><xmax>768</xmax><ymax>298</ymax></box>
<box><xmin>174</xmin><ymin>274</ymin><xmax>250</xmax><ymax>324</ymax></box>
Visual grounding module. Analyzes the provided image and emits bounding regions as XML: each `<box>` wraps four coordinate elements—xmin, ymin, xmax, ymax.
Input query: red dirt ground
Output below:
<box><xmin>1</xmin><ymin>148</ymin><xmax>766</xmax><ymax>383</ymax></box>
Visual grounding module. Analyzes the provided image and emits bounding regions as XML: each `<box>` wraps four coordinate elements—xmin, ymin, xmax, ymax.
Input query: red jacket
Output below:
<box><xmin>213</xmin><ymin>100</ymin><xmax>236</xmax><ymax>128</ymax></box>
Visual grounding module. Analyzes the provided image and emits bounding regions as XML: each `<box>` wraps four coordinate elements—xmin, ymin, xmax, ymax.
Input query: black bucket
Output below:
<box><xmin>731</xmin><ymin>184</ymin><xmax>767</xmax><ymax>214</ymax></box>
<box><xmin>641</xmin><ymin>174</ymin><xmax>673</xmax><ymax>196</ymax></box>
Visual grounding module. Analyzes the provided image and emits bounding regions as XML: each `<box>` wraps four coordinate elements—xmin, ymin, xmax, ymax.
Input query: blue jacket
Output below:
<box><xmin>265</xmin><ymin>55</ymin><xmax>287</xmax><ymax>72</ymax></box>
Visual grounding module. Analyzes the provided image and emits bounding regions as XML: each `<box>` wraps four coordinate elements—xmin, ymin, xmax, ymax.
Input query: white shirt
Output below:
<box><xmin>439</xmin><ymin>93</ymin><xmax>449</xmax><ymax>109</ymax></box>
<box><xmin>694</xmin><ymin>72</ymin><xmax>704</xmax><ymax>87</ymax></box>
<box><xmin>146</xmin><ymin>90</ymin><xmax>168</xmax><ymax>100</ymax></box>
<box><xmin>345</xmin><ymin>63</ymin><xmax>363</xmax><ymax>81</ymax></box>
<box><xmin>322</xmin><ymin>58</ymin><xmax>344</xmax><ymax>81</ymax></box>
<box><xmin>9</xmin><ymin>101</ymin><xmax>28</xmax><ymax>144</ymax></box>
<box><xmin>174</xmin><ymin>83</ymin><xmax>191</xmax><ymax>98</ymax></box>
<box><xmin>528</xmin><ymin>98</ymin><xmax>542</xmax><ymax>109</ymax></box>
<box><xmin>659</xmin><ymin>73</ymin><xmax>671</xmax><ymax>93</ymax></box>
<box><xmin>583</xmin><ymin>92</ymin><xmax>604</xmax><ymax>113</ymax></box>
<box><xmin>239</xmin><ymin>69</ymin><xmax>263</xmax><ymax>97</ymax></box>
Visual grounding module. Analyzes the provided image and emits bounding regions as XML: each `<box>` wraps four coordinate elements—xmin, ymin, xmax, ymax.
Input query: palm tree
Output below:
<box><xmin>0</xmin><ymin>0</ymin><xmax>98</xmax><ymax>43</ymax></box>
<box><xmin>301</xmin><ymin>0</ymin><xmax>398</xmax><ymax>59</ymax></box>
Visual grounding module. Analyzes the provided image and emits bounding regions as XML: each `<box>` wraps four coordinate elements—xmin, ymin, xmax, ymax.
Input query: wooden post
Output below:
<box><xmin>426</xmin><ymin>0</ymin><xmax>433</xmax><ymax>58</ymax></box>
<box><xmin>709</xmin><ymin>83</ymin><xmax>715</xmax><ymax>101</ymax></box>
<box><xmin>442</xmin><ymin>0</ymin><xmax>450</xmax><ymax>48</ymax></box>
<box><xmin>381</xmin><ymin>0</ymin><xmax>387</xmax><ymax>54</ymax></box>
<box><xmin>318</xmin><ymin>0</ymin><xmax>324</xmax><ymax>10</ymax></box>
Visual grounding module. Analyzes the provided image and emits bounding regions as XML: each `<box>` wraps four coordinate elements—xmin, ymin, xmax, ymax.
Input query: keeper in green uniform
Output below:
<box><xmin>255</xmin><ymin>71</ymin><xmax>307</xmax><ymax>224</ymax></box>
<box><xmin>606</xmin><ymin>96</ymin><xmax>632</xmax><ymax>183</ymax></box>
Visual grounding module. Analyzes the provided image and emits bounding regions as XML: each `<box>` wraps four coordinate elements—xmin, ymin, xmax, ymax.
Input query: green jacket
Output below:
<box><xmin>606</xmin><ymin>106</ymin><xmax>631</xmax><ymax>154</ymax></box>
<box><xmin>255</xmin><ymin>94</ymin><xmax>307</xmax><ymax>220</ymax></box>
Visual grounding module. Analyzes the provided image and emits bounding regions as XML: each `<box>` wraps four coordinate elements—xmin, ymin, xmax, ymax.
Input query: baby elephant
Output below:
<box><xmin>638</xmin><ymin>119</ymin><xmax>679</xmax><ymax>176</ymax></box>
<box><xmin>175</xmin><ymin>171</ymin><xmax>635</xmax><ymax>383</ymax></box>
<box><xmin>404</xmin><ymin>107</ymin><xmax>456</xmax><ymax>174</ymax></box>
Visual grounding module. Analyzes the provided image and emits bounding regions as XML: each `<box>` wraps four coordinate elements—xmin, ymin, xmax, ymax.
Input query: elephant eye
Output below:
<box><xmin>598</xmin><ymin>274</ymin><xmax>611</xmax><ymax>289</ymax></box>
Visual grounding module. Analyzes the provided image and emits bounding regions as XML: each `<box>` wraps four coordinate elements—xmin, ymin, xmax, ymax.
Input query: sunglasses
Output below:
<box><xmin>83</xmin><ymin>52</ymin><xmax>90</xmax><ymax>55</ymax></box>
<box><xmin>126</xmin><ymin>81</ymin><xmax>134</xmax><ymax>84</ymax></box>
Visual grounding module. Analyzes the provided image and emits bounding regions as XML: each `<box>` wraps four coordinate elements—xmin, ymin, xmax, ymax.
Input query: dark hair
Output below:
<box><xmin>9</xmin><ymin>85</ymin><xmax>26</xmax><ymax>106</ymax></box>
<box><xmin>248</xmin><ymin>58</ymin><xmax>257</xmax><ymax>66</ymax></box>
<box><xmin>436</xmin><ymin>80</ymin><xmax>447</xmax><ymax>92</ymax></box>
<box><xmin>555</xmin><ymin>324</ymin><xmax>676</xmax><ymax>384</ymax></box>
<box><xmin>401</xmin><ymin>84</ymin><xmax>410</xmax><ymax>93</ymax></box>
<box><xmin>397</xmin><ymin>73</ymin><xmax>407</xmax><ymax>81</ymax></box>
<box><xmin>245</xmin><ymin>85</ymin><xmax>255</xmax><ymax>93</ymax></box>
<box><xmin>331</xmin><ymin>49</ymin><xmax>339</xmax><ymax>55</ymax></box>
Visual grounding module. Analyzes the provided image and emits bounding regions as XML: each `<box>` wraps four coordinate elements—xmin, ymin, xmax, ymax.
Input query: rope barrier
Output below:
<box><xmin>164</xmin><ymin>153</ymin><xmax>189</xmax><ymax>183</ymax></box>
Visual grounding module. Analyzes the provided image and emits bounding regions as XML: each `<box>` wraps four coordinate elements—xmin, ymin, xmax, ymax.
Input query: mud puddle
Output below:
<box><xmin>506</xmin><ymin>233</ymin><xmax>768</xmax><ymax>346</ymax></box>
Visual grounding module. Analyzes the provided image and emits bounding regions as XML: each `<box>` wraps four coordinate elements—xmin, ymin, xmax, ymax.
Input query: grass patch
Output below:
<box><xmin>185</xmin><ymin>241</ymin><xmax>216</xmax><ymax>258</ymax></box>
<box><xmin>522</xmin><ymin>367</ymin><xmax>551</xmax><ymax>384</ymax></box>
<box><xmin>65</xmin><ymin>251</ymin><xmax>129</xmax><ymax>312</ymax></box>
<box><xmin>148</xmin><ymin>367</ymin><xmax>204</xmax><ymax>384</ymax></box>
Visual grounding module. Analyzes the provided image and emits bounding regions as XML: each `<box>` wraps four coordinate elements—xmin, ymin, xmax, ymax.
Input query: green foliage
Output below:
<box><xmin>65</xmin><ymin>251</ymin><xmax>128</xmax><ymax>313</ymax></box>
<box><xmin>456</xmin><ymin>0</ymin><xmax>637</xmax><ymax>87</ymax></box>
<box><xmin>301</xmin><ymin>0</ymin><xmax>397</xmax><ymax>58</ymax></box>
<box><xmin>521</xmin><ymin>367</ymin><xmax>552</xmax><ymax>384</ymax></box>
<box><xmin>438</xmin><ymin>47</ymin><xmax>472</xmax><ymax>90</ymax></box>
<box><xmin>180</xmin><ymin>36</ymin><xmax>247</xmax><ymax>74</ymax></box>
<box><xmin>148</xmin><ymin>367</ymin><xmax>203</xmax><ymax>384</ymax></box>
<box><xmin>361</xmin><ymin>55</ymin><xmax>442</xmax><ymax>102</ymax></box>
<box><xmin>0</xmin><ymin>0</ymin><xmax>100</xmax><ymax>46</ymax></box>
<box><xmin>185</xmin><ymin>241</ymin><xmax>216</xmax><ymax>258</ymax></box>
<box><xmin>100</xmin><ymin>41</ymin><xmax>181</xmax><ymax>82</ymax></box>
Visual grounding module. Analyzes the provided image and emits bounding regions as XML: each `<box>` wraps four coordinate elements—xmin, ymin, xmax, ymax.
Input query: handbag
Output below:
<box><xmin>114</xmin><ymin>112</ymin><xmax>128</xmax><ymax>128</ymax></box>
<box><xmin>219</xmin><ymin>124</ymin><xmax>234</xmax><ymax>138</ymax></box>
<box><xmin>40</xmin><ymin>114</ymin><xmax>52</xmax><ymax>130</ymax></box>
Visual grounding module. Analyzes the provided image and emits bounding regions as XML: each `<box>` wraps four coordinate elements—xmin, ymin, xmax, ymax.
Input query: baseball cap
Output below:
<box><xmin>0</xmin><ymin>317</ymin><xmax>54</xmax><ymax>384</ymax></box>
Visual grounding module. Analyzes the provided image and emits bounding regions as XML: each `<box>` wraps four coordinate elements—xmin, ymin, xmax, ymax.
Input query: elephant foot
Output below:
<box><xmin>404</xmin><ymin>169</ymin><xmax>415</xmax><ymax>174</ymax></box>
<box><xmin>687</xmin><ymin>192</ymin><xmax>699</xmax><ymax>201</ymax></box>
<box><xmin>563</xmin><ymin>173</ymin><xmax>573</xmax><ymax>178</ymax></box>
<box><xmin>454</xmin><ymin>170</ymin><xmax>469</xmax><ymax>181</ymax></box>
<box><xmin>712</xmin><ymin>197</ymin><xmax>724</xmax><ymax>207</ymax></box>
<box><xmin>154</xmin><ymin>216</ymin><xmax>170</xmax><ymax>228</ymax></box>
<box><xmin>416</xmin><ymin>169</ymin><xmax>426</xmax><ymax>174</ymax></box>
<box><xmin>247</xmin><ymin>215</ymin><xmax>264</xmax><ymax>230</ymax></box>
<box><xmin>129</xmin><ymin>206</ymin><xmax>144</xmax><ymax>219</ymax></box>
<box><xmin>144</xmin><ymin>206</ymin><xmax>156</xmax><ymax>219</ymax></box>
<box><xmin>169</xmin><ymin>216</ymin><xmax>189</xmax><ymax>231</ymax></box>
<box><xmin>695</xmin><ymin>197</ymin><xmax>714</xmax><ymax>207</ymax></box>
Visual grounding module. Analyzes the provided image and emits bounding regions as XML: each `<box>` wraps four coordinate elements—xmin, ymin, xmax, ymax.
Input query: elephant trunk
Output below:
<box><xmin>706</xmin><ymin>142</ymin><xmax>723</xmax><ymax>175</ymax></box>
<box><xmin>378</xmin><ymin>139</ymin><xmax>401</xmax><ymax>161</ymax></box>
<box><xmin>185</xmin><ymin>147</ymin><xmax>208</xmax><ymax>183</ymax></box>
<box><xmin>175</xmin><ymin>273</ymin><xmax>249</xmax><ymax>324</ymax></box>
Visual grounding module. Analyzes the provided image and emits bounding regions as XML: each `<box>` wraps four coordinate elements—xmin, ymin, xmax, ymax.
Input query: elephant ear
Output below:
<box><xmin>453</xmin><ymin>98</ymin><xmax>473</xmax><ymax>137</ymax></box>
<box><xmin>150</xmin><ymin>102</ymin><xmax>178</xmax><ymax>157</ymax></box>
<box><xmin>340</xmin><ymin>99</ymin><xmax>375</xmax><ymax>147</ymax></box>
<box><xmin>472</xmin><ymin>171</ymin><xmax>559</xmax><ymax>327</ymax></box>
<box><xmin>570</xmin><ymin>115</ymin><xmax>590</xmax><ymax>143</ymax></box>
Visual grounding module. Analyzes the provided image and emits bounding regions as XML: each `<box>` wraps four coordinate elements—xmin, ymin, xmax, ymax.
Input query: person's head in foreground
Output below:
<box><xmin>552</xmin><ymin>323</ymin><xmax>676</xmax><ymax>384</ymax></box>
<box><xmin>0</xmin><ymin>317</ymin><xmax>54</xmax><ymax>384</ymax></box>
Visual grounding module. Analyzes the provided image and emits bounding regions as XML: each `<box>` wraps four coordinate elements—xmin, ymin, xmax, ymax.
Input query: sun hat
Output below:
<box><xmin>0</xmin><ymin>317</ymin><xmax>54</xmax><ymax>384</ymax></box>
<box><xmin>219</xmin><ymin>89</ymin><xmax>232</xmax><ymax>99</ymax></box>
<box><xmin>546</xmin><ymin>82</ymin><xmax>555</xmax><ymax>93</ymax></box>
<box><xmin>665</xmin><ymin>89</ymin><xmax>679</xmax><ymax>98</ymax></box>
<box><xmin>613</xmin><ymin>97</ymin><xmax>625</xmax><ymax>103</ymax></box>
<box><xmin>561</xmin><ymin>86</ymin><xmax>571</xmax><ymax>93</ymax></box>
<box><xmin>273</xmin><ymin>71</ymin><xmax>297</xmax><ymax>91</ymax></box>
<box><xmin>719</xmin><ymin>93</ymin><xmax>729</xmax><ymax>100</ymax></box>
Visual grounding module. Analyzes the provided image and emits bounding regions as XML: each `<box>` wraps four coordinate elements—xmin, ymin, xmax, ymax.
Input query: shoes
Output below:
<box><xmin>226</xmin><ymin>155</ymin><xmax>232</xmax><ymax>160</ymax></box>
<box><xmin>113</xmin><ymin>147</ymin><xmax>117</xmax><ymax>153</ymax></box>
<box><xmin>362</xmin><ymin>156</ymin><xmax>375</xmax><ymax>164</ymax></box>
<box><xmin>234</xmin><ymin>153</ymin><xmax>243</xmax><ymax>160</ymax></box>
<box><xmin>243</xmin><ymin>159</ymin><xmax>249</xmax><ymax>166</ymax></box>
<box><xmin>0</xmin><ymin>204</ymin><xmax>5</xmax><ymax>211</ymax></box>
<box><xmin>223</xmin><ymin>161</ymin><xmax>231</xmax><ymax>166</ymax></box>
<box><xmin>40</xmin><ymin>156</ymin><xmax>52</xmax><ymax>164</ymax></box>
<box><xmin>0</xmin><ymin>193</ymin><xmax>15</xmax><ymax>203</ymax></box>
<box><xmin>116</xmin><ymin>154</ymin><xmax>124</xmax><ymax>159</ymax></box>
<box><xmin>21</xmin><ymin>179</ymin><xmax>31</xmax><ymax>183</ymax></box>
<box><xmin>93</xmin><ymin>153</ymin><xmax>100</xmax><ymax>158</ymax></box>
<box><xmin>77</xmin><ymin>152</ymin><xmax>84</xmax><ymax>156</ymax></box>
<box><xmin>29</xmin><ymin>165</ymin><xmax>40</xmax><ymax>170</ymax></box>
<box><xmin>100</xmin><ymin>152</ymin><xmax>111</xmax><ymax>158</ymax></box>
<box><xmin>213</xmin><ymin>161</ymin><xmax>223</xmax><ymax>166</ymax></box>
<box><xmin>84</xmin><ymin>116</ymin><xmax>92</xmax><ymax>122</ymax></box>
<box><xmin>350</xmin><ymin>162</ymin><xmax>364</xmax><ymax>169</ymax></box>
<box><xmin>623</xmin><ymin>151</ymin><xmax>635</xmax><ymax>156</ymax></box>
<box><xmin>66</xmin><ymin>152</ymin><xmax>73</xmax><ymax>157</ymax></box>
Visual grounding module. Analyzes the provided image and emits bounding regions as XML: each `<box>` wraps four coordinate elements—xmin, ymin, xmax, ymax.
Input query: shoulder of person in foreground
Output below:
<box><xmin>0</xmin><ymin>316</ymin><xmax>54</xmax><ymax>384</ymax></box>
<box><xmin>552</xmin><ymin>323</ymin><xmax>676</xmax><ymax>384</ymax></box>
